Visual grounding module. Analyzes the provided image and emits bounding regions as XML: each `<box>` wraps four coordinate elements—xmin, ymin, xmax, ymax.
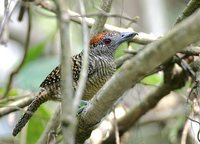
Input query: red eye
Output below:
<box><xmin>104</xmin><ymin>38</ymin><xmax>111</xmax><ymax>45</ymax></box>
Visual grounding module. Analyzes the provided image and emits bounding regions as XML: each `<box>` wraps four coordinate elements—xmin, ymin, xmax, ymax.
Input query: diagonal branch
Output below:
<box><xmin>76</xmin><ymin>10</ymin><xmax>200</xmax><ymax>143</ymax></box>
<box><xmin>0</xmin><ymin>95</ymin><xmax>34</xmax><ymax>117</ymax></box>
<box><xmin>106</xmin><ymin>68</ymin><xmax>187</xmax><ymax>143</ymax></box>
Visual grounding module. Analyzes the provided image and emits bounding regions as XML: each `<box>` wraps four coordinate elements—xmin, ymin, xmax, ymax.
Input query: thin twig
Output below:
<box><xmin>181</xmin><ymin>118</ymin><xmax>190</xmax><ymax>144</ymax></box>
<box><xmin>18</xmin><ymin>0</ymin><xmax>31</xmax><ymax>21</ymax></box>
<box><xmin>0</xmin><ymin>0</ymin><xmax>18</xmax><ymax>44</ymax></box>
<box><xmin>0</xmin><ymin>93</ymin><xmax>32</xmax><ymax>104</ymax></box>
<box><xmin>34</xmin><ymin>0</ymin><xmax>154</xmax><ymax>45</ymax></box>
<box><xmin>34</xmin><ymin>0</ymin><xmax>137</xmax><ymax>24</ymax></box>
<box><xmin>0</xmin><ymin>0</ymin><xmax>10</xmax><ymax>42</ymax></box>
<box><xmin>0</xmin><ymin>95</ymin><xmax>34</xmax><ymax>117</ymax></box>
<box><xmin>74</xmin><ymin>0</ymin><xmax>89</xmax><ymax>109</ymax></box>
<box><xmin>187</xmin><ymin>116</ymin><xmax>200</xmax><ymax>142</ymax></box>
<box><xmin>174</xmin><ymin>55</ymin><xmax>196</xmax><ymax>80</ymax></box>
<box><xmin>70</xmin><ymin>13</ymin><xmax>138</xmax><ymax>24</ymax></box>
<box><xmin>2</xmin><ymin>2</ymin><xmax>32</xmax><ymax>98</ymax></box>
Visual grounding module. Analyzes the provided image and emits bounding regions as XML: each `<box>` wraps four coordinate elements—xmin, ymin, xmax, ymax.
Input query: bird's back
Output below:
<box><xmin>38</xmin><ymin>53</ymin><xmax>115</xmax><ymax>100</ymax></box>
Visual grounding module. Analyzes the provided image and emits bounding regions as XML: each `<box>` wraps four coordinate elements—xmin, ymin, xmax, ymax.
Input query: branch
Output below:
<box><xmin>99</xmin><ymin>62</ymin><xmax>187</xmax><ymax>143</ymax></box>
<box><xmin>90</xmin><ymin>0</ymin><xmax>113</xmax><ymax>37</ymax></box>
<box><xmin>34</xmin><ymin>0</ymin><xmax>154</xmax><ymax>45</ymax></box>
<box><xmin>0</xmin><ymin>0</ymin><xmax>18</xmax><ymax>44</ymax></box>
<box><xmin>103</xmin><ymin>69</ymin><xmax>186</xmax><ymax>143</ymax></box>
<box><xmin>2</xmin><ymin>6</ymin><xmax>32</xmax><ymax>98</ymax></box>
<box><xmin>64</xmin><ymin>11</ymin><xmax>157</xmax><ymax>44</ymax></box>
<box><xmin>34</xmin><ymin>0</ymin><xmax>137</xmax><ymax>24</ymax></box>
<box><xmin>181</xmin><ymin>116</ymin><xmax>191</xmax><ymax>144</ymax></box>
<box><xmin>74</xmin><ymin>0</ymin><xmax>89</xmax><ymax>109</ymax></box>
<box><xmin>102</xmin><ymin>85</ymin><xmax>171</xmax><ymax>143</ymax></box>
<box><xmin>71</xmin><ymin>13</ymin><xmax>138</xmax><ymax>24</ymax></box>
<box><xmin>175</xmin><ymin>0</ymin><xmax>200</xmax><ymax>24</ymax></box>
<box><xmin>0</xmin><ymin>95</ymin><xmax>34</xmax><ymax>117</ymax></box>
<box><xmin>56</xmin><ymin>0</ymin><xmax>76</xmax><ymax>143</ymax></box>
<box><xmin>115</xmin><ymin>54</ymin><xmax>133</xmax><ymax>69</ymax></box>
<box><xmin>18</xmin><ymin>0</ymin><xmax>35</xmax><ymax>21</ymax></box>
<box><xmin>0</xmin><ymin>93</ymin><xmax>32</xmax><ymax>104</ymax></box>
<box><xmin>76</xmin><ymin>10</ymin><xmax>200</xmax><ymax>142</ymax></box>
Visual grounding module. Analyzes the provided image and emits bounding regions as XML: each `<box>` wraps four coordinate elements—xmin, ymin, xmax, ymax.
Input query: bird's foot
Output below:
<box><xmin>78</xmin><ymin>100</ymin><xmax>90</xmax><ymax>114</ymax></box>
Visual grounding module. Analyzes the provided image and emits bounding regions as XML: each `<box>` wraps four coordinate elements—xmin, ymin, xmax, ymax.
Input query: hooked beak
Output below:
<box><xmin>116</xmin><ymin>31</ymin><xmax>138</xmax><ymax>45</ymax></box>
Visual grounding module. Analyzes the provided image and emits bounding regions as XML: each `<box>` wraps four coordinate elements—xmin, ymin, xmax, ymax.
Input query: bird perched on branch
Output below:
<box><xmin>12</xmin><ymin>31</ymin><xmax>137</xmax><ymax>136</ymax></box>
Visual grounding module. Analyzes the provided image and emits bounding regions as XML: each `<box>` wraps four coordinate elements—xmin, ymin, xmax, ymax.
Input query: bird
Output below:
<box><xmin>12</xmin><ymin>31</ymin><xmax>137</xmax><ymax>136</ymax></box>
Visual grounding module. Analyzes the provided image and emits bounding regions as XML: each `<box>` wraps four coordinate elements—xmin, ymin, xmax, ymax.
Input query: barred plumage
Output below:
<box><xmin>12</xmin><ymin>31</ymin><xmax>137</xmax><ymax>136</ymax></box>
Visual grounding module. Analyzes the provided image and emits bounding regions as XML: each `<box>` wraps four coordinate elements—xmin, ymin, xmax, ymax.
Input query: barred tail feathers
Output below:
<box><xmin>12</xmin><ymin>89</ymin><xmax>49</xmax><ymax>136</ymax></box>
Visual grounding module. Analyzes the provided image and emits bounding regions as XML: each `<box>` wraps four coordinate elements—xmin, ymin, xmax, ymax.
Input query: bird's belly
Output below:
<box><xmin>82</xmin><ymin>61</ymin><xmax>116</xmax><ymax>100</ymax></box>
<box><xmin>83</xmin><ymin>76</ymin><xmax>110</xmax><ymax>100</ymax></box>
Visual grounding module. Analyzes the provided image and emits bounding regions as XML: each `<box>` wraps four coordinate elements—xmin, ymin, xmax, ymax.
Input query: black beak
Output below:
<box><xmin>117</xmin><ymin>31</ymin><xmax>138</xmax><ymax>44</ymax></box>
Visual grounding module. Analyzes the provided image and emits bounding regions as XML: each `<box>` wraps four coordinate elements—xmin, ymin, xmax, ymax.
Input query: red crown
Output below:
<box><xmin>90</xmin><ymin>32</ymin><xmax>109</xmax><ymax>46</ymax></box>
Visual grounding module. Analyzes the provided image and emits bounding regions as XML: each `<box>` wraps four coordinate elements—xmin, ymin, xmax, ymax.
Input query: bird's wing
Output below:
<box><xmin>39</xmin><ymin>53</ymin><xmax>97</xmax><ymax>87</ymax></box>
<box><xmin>39</xmin><ymin>65</ymin><xmax>61</xmax><ymax>88</ymax></box>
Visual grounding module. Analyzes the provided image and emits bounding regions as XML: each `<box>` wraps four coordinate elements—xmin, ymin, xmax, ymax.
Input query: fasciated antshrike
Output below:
<box><xmin>12</xmin><ymin>31</ymin><xmax>137</xmax><ymax>136</ymax></box>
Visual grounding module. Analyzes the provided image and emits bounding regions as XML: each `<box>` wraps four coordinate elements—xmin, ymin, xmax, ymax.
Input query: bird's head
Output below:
<box><xmin>89</xmin><ymin>31</ymin><xmax>138</xmax><ymax>56</ymax></box>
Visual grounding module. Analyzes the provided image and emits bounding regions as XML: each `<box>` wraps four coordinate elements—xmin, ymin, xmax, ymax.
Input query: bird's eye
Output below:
<box><xmin>104</xmin><ymin>38</ymin><xmax>111</xmax><ymax>45</ymax></box>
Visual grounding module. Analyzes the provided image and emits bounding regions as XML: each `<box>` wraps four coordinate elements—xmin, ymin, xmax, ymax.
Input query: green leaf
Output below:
<box><xmin>114</xmin><ymin>43</ymin><xmax>128</xmax><ymax>58</ymax></box>
<box><xmin>114</xmin><ymin>43</ymin><xmax>139</xmax><ymax>58</ymax></box>
<box><xmin>0</xmin><ymin>87</ymin><xmax>18</xmax><ymax>97</ymax></box>
<box><xmin>26</xmin><ymin>105</ymin><xmax>51</xmax><ymax>144</ymax></box>
<box><xmin>24</xmin><ymin>41</ymin><xmax>46</xmax><ymax>65</ymax></box>
<box><xmin>142</xmin><ymin>73</ymin><xmax>163</xmax><ymax>85</ymax></box>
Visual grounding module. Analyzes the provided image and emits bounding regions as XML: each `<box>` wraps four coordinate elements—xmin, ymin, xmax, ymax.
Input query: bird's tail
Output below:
<box><xmin>12</xmin><ymin>89</ymin><xmax>49</xmax><ymax>136</ymax></box>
